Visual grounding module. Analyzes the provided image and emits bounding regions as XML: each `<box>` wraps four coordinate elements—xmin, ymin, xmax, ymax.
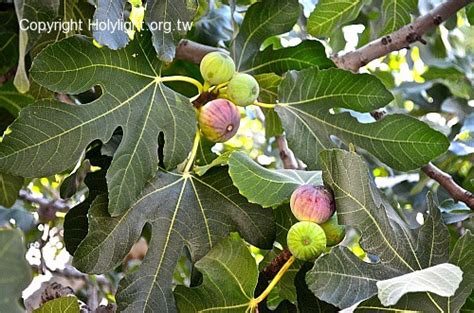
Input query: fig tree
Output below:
<box><xmin>290</xmin><ymin>185</ymin><xmax>335</xmax><ymax>224</ymax></box>
<box><xmin>287</xmin><ymin>221</ymin><xmax>326</xmax><ymax>261</ymax></box>
<box><xmin>200</xmin><ymin>52</ymin><xmax>236</xmax><ymax>85</ymax></box>
<box><xmin>320</xmin><ymin>215</ymin><xmax>345</xmax><ymax>246</ymax></box>
<box><xmin>198</xmin><ymin>99</ymin><xmax>241</xmax><ymax>142</ymax></box>
<box><xmin>227</xmin><ymin>73</ymin><xmax>260</xmax><ymax>106</ymax></box>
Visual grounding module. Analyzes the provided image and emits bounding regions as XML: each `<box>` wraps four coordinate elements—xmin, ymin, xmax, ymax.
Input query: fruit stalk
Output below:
<box><xmin>250</xmin><ymin>255</ymin><xmax>296</xmax><ymax>309</ymax></box>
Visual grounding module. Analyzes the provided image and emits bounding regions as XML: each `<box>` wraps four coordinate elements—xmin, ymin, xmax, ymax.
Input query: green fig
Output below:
<box><xmin>198</xmin><ymin>99</ymin><xmax>241</xmax><ymax>142</ymax></box>
<box><xmin>200</xmin><ymin>52</ymin><xmax>236</xmax><ymax>85</ymax></box>
<box><xmin>227</xmin><ymin>73</ymin><xmax>260</xmax><ymax>106</ymax></box>
<box><xmin>320</xmin><ymin>215</ymin><xmax>345</xmax><ymax>246</ymax></box>
<box><xmin>287</xmin><ymin>221</ymin><xmax>326</xmax><ymax>261</ymax></box>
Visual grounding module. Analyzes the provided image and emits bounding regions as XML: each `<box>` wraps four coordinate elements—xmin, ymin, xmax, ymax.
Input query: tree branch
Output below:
<box><xmin>19</xmin><ymin>190</ymin><xmax>70</xmax><ymax>221</ymax></box>
<box><xmin>333</xmin><ymin>0</ymin><xmax>472</xmax><ymax>71</ymax></box>
<box><xmin>175</xmin><ymin>40</ymin><xmax>225</xmax><ymax>64</ymax></box>
<box><xmin>276</xmin><ymin>135</ymin><xmax>299</xmax><ymax>170</ymax></box>
<box><xmin>422</xmin><ymin>163</ymin><xmax>474</xmax><ymax>208</ymax></box>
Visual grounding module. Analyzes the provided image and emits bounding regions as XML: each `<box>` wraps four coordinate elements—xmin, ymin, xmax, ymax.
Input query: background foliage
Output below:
<box><xmin>0</xmin><ymin>0</ymin><xmax>473</xmax><ymax>312</ymax></box>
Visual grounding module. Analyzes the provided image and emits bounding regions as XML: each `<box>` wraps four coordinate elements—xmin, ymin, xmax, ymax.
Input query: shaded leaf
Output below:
<box><xmin>306</xmin><ymin>149</ymin><xmax>453</xmax><ymax>310</ymax></box>
<box><xmin>0</xmin><ymin>229</ymin><xmax>32</xmax><ymax>313</ymax></box>
<box><xmin>0</xmin><ymin>81</ymin><xmax>35</xmax><ymax>116</ymax></box>
<box><xmin>295</xmin><ymin>263</ymin><xmax>338</xmax><ymax>313</ymax></box>
<box><xmin>0</xmin><ymin>33</ymin><xmax>197</xmax><ymax>216</ymax></box>
<box><xmin>423</xmin><ymin>66</ymin><xmax>474</xmax><ymax>99</ymax></box>
<box><xmin>72</xmin><ymin>167</ymin><xmax>274</xmax><ymax>312</ymax></box>
<box><xmin>254</xmin><ymin>73</ymin><xmax>283</xmax><ymax>138</ymax></box>
<box><xmin>0</xmin><ymin>173</ymin><xmax>23</xmax><ymax>208</ymax></box>
<box><xmin>174</xmin><ymin>237</ymin><xmax>258</xmax><ymax>312</ymax></box>
<box><xmin>232</xmin><ymin>0</ymin><xmax>300</xmax><ymax>70</ymax></box>
<box><xmin>308</xmin><ymin>0</ymin><xmax>365</xmax><ymax>37</ymax></box>
<box><xmin>33</xmin><ymin>296</ymin><xmax>80</xmax><ymax>313</ymax></box>
<box><xmin>0</xmin><ymin>206</ymin><xmax>35</xmax><ymax>232</ymax></box>
<box><xmin>0</xmin><ymin>11</ymin><xmax>18</xmax><ymax>75</ymax></box>
<box><xmin>13</xmin><ymin>0</ymin><xmax>60</xmax><ymax>92</ymax></box>
<box><xmin>63</xmin><ymin>147</ymin><xmax>110</xmax><ymax>255</ymax></box>
<box><xmin>275</xmin><ymin>69</ymin><xmax>449</xmax><ymax>170</ymax></box>
<box><xmin>228</xmin><ymin>151</ymin><xmax>322</xmax><ymax>208</ymax></box>
<box><xmin>381</xmin><ymin>0</ymin><xmax>418</xmax><ymax>35</ymax></box>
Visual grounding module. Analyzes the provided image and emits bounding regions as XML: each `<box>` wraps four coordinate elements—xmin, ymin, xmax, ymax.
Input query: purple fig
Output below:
<box><xmin>198</xmin><ymin>99</ymin><xmax>241</xmax><ymax>142</ymax></box>
<box><xmin>290</xmin><ymin>185</ymin><xmax>335</xmax><ymax>224</ymax></box>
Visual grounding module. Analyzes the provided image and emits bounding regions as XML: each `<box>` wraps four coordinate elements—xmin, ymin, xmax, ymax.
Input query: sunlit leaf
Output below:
<box><xmin>275</xmin><ymin>68</ymin><xmax>449</xmax><ymax>170</ymax></box>
<box><xmin>376</xmin><ymin>263</ymin><xmax>462</xmax><ymax>306</ymax></box>
<box><xmin>232</xmin><ymin>0</ymin><xmax>300</xmax><ymax>70</ymax></box>
<box><xmin>174</xmin><ymin>237</ymin><xmax>258</xmax><ymax>312</ymax></box>
<box><xmin>228</xmin><ymin>151</ymin><xmax>322</xmax><ymax>208</ymax></box>
<box><xmin>33</xmin><ymin>296</ymin><xmax>80</xmax><ymax>313</ymax></box>
<box><xmin>0</xmin><ymin>33</ymin><xmax>197</xmax><ymax>216</ymax></box>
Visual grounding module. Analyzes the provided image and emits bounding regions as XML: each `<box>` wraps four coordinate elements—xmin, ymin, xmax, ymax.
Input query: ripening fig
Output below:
<box><xmin>287</xmin><ymin>221</ymin><xmax>326</xmax><ymax>261</ymax></box>
<box><xmin>200</xmin><ymin>52</ymin><xmax>236</xmax><ymax>85</ymax></box>
<box><xmin>227</xmin><ymin>73</ymin><xmax>260</xmax><ymax>107</ymax></box>
<box><xmin>290</xmin><ymin>185</ymin><xmax>335</xmax><ymax>224</ymax></box>
<box><xmin>198</xmin><ymin>99</ymin><xmax>241</xmax><ymax>142</ymax></box>
<box><xmin>320</xmin><ymin>215</ymin><xmax>345</xmax><ymax>246</ymax></box>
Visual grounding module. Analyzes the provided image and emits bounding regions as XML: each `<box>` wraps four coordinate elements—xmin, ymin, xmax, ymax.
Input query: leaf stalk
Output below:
<box><xmin>160</xmin><ymin>75</ymin><xmax>204</xmax><ymax>94</ymax></box>
<box><xmin>183</xmin><ymin>131</ymin><xmax>201</xmax><ymax>173</ymax></box>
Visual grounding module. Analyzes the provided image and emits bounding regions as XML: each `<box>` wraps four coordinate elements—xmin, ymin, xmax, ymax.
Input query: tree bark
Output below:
<box><xmin>333</xmin><ymin>0</ymin><xmax>473</xmax><ymax>71</ymax></box>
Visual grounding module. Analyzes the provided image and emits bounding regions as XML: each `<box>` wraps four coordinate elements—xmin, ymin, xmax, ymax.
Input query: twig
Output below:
<box><xmin>0</xmin><ymin>67</ymin><xmax>17</xmax><ymax>86</ymax></box>
<box><xmin>276</xmin><ymin>135</ymin><xmax>299</xmax><ymax>170</ymax></box>
<box><xmin>333</xmin><ymin>0</ymin><xmax>472</xmax><ymax>72</ymax></box>
<box><xmin>175</xmin><ymin>39</ymin><xmax>226</xmax><ymax>64</ymax></box>
<box><xmin>422</xmin><ymin>163</ymin><xmax>474</xmax><ymax>209</ymax></box>
<box><xmin>19</xmin><ymin>190</ymin><xmax>70</xmax><ymax>221</ymax></box>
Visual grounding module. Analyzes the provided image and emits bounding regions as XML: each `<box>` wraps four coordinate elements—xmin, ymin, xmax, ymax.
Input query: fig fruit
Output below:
<box><xmin>200</xmin><ymin>52</ymin><xmax>236</xmax><ymax>85</ymax></box>
<box><xmin>287</xmin><ymin>221</ymin><xmax>326</xmax><ymax>261</ymax></box>
<box><xmin>320</xmin><ymin>215</ymin><xmax>345</xmax><ymax>246</ymax></box>
<box><xmin>290</xmin><ymin>185</ymin><xmax>335</xmax><ymax>224</ymax></box>
<box><xmin>227</xmin><ymin>73</ymin><xmax>260</xmax><ymax>106</ymax></box>
<box><xmin>198</xmin><ymin>99</ymin><xmax>241</xmax><ymax>142</ymax></box>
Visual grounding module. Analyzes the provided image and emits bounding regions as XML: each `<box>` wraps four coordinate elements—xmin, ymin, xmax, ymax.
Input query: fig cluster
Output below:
<box><xmin>287</xmin><ymin>185</ymin><xmax>345</xmax><ymax>261</ymax></box>
<box><xmin>197</xmin><ymin>52</ymin><xmax>261</xmax><ymax>142</ymax></box>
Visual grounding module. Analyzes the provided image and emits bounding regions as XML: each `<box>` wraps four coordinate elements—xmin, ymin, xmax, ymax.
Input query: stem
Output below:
<box><xmin>422</xmin><ymin>163</ymin><xmax>474</xmax><ymax>210</ymax></box>
<box><xmin>160</xmin><ymin>76</ymin><xmax>204</xmax><ymax>94</ymax></box>
<box><xmin>183</xmin><ymin>131</ymin><xmax>201</xmax><ymax>173</ymax></box>
<box><xmin>333</xmin><ymin>0</ymin><xmax>472</xmax><ymax>71</ymax></box>
<box><xmin>203</xmin><ymin>81</ymin><xmax>211</xmax><ymax>92</ymax></box>
<box><xmin>254</xmin><ymin>101</ymin><xmax>276</xmax><ymax>109</ymax></box>
<box><xmin>250</xmin><ymin>255</ymin><xmax>296</xmax><ymax>309</ymax></box>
